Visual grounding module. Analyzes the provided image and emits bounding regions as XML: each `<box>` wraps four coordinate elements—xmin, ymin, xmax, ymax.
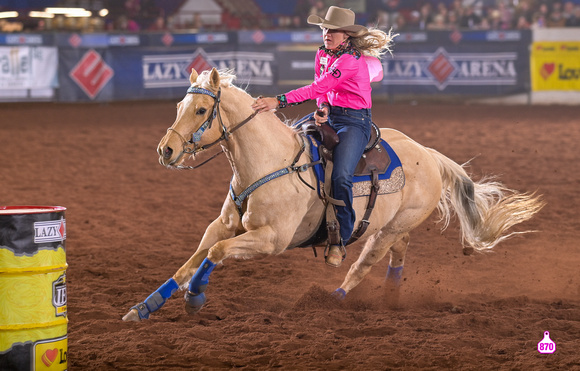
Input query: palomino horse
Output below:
<box><xmin>122</xmin><ymin>68</ymin><xmax>544</xmax><ymax>322</ymax></box>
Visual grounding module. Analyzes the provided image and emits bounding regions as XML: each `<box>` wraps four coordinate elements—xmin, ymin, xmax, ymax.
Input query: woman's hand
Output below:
<box><xmin>314</xmin><ymin>107</ymin><xmax>328</xmax><ymax>125</ymax></box>
<box><xmin>252</xmin><ymin>97</ymin><xmax>278</xmax><ymax>113</ymax></box>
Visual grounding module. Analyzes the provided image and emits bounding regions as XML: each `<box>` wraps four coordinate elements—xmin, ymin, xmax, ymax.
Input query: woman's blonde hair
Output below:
<box><xmin>349</xmin><ymin>28</ymin><xmax>398</xmax><ymax>59</ymax></box>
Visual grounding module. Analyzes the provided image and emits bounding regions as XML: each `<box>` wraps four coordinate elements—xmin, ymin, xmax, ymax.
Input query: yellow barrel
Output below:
<box><xmin>0</xmin><ymin>206</ymin><xmax>67</xmax><ymax>371</ymax></box>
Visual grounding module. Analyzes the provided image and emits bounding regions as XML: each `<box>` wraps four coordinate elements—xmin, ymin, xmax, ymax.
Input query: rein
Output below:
<box><xmin>167</xmin><ymin>86</ymin><xmax>257</xmax><ymax>170</ymax></box>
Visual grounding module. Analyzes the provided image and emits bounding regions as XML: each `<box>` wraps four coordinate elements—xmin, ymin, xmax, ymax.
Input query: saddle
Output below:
<box><xmin>302</xmin><ymin>121</ymin><xmax>389</xmax><ymax>175</ymax></box>
<box><xmin>301</xmin><ymin>121</ymin><xmax>390</xmax><ymax>247</ymax></box>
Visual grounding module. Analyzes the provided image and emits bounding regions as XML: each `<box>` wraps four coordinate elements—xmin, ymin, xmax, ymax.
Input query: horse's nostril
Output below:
<box><xmin>164</xmin><ymin>147</ymin><xmax>173</xmax><ymax>159</ymax></box>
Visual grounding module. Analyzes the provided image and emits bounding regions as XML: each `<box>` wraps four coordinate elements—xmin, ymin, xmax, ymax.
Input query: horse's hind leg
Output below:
<box><xmin>385</xmin><ymin>233</ymin><xmax>409</xmax><ymax>286</ymax></box>
<box><xmin>335</xmin><ymin>231</ymin><xmax>408</xmax><ymax>299</ymax></box>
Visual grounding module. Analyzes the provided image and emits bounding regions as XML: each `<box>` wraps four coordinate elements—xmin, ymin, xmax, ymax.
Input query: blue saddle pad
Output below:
<box><xmin>307</xmin><ymin>136</ymin><xmax>404</xmax><ymax>198</ymax></box>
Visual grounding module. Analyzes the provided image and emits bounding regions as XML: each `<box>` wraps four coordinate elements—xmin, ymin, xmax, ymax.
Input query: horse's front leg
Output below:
<box><xmin>122</xmin><ymin>215</ymin><xmax>237</xmax><ymax>322</ymax></box>
<box><xmin>183</xmin><ymin>225</ymin><xmax>282</xmax><ymax>314</ymax></box>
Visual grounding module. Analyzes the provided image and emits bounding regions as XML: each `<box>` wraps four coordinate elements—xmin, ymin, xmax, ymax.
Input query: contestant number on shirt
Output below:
<box><xmin>320</xmin><ymin>56</ymin><xmax>328</xmax><ymax>74</ymax></box>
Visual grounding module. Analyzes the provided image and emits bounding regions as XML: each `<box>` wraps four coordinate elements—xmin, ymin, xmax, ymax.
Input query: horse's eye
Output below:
<box><xmin>196</xmin><ymin>108</ymin><xmax>207</xmax><ymax>115</ymax></box>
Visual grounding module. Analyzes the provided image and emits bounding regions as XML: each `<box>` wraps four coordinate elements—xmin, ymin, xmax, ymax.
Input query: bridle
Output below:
<box><xmin>165</xmin><ymin>86</ymin><xmax>257</xmax><ymax>169</ymax></box>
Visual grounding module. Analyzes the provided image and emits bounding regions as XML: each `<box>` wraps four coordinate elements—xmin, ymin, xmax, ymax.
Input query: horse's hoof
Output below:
<box><xmin>122</xmin><ymin>308</ymin><xmax>141</xmax><ymax>322</ymax></box>
<box><xmin>386</xmin><ymin>265</ymin><xmax>404</xmax><ymax>286</ymax></box>
<box><xmin>331</xmin><ymin>288</ymin><xmax>346</xmax><ymax>300</ymax></box>
<box><xmin>184</xmin><ymin>291</ymin><xmax>206</xmax><ymax>314</ymax></box>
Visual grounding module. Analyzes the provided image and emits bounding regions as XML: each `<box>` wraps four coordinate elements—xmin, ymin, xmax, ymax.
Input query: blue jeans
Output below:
<box><xmin>328</xmin><ymin>106</ymin><xmax>372</xmax><ymax>243</ymax></box>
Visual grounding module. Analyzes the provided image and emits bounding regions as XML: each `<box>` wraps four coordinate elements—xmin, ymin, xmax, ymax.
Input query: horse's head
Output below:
<box><xmin>157</xmin><ymin>67</ymin><xmax>227</xmax><ymax>167</ymax></box>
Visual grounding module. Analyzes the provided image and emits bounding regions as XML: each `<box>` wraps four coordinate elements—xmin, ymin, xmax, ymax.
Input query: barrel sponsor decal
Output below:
<box><xmin>52</xmin><ymin>273</ymin><xmax>67</xmax><ymax>317</ymax></box>
<box><xmin>34</xmin><ymin>218</ymin><xmax>66</xmax><ymax>244</ymax></box>
<box><xmin>34</xmin><ymin>336</ymin><xmax>67</xmax><ymax>370</ymax></box>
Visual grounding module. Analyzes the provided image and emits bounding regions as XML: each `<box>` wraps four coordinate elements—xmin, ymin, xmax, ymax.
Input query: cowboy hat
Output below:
<box><xmin>307</xmin><ymin>6</ymin><xmax>368</xmax><ymax>36</ymax></box>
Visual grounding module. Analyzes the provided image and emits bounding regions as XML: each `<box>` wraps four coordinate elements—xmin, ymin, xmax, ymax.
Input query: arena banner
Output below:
<box><xmin>57</xmin><ymin>48</ymin><xmax>115</xmax><ymax>102</ymax></box>
<box><xmin>54</xmin><ymin>32</ymin><xmax>233</xmax><ymax>49</ymax></box>
<box><xmin>275</xmin><ymin>32</ymin><xmax>431</xmax><ymax>88</ymax></box>
<box><xmin>57</xmin><ymin>44</ymin><xmax>277</xmax><ymax>101</ymax></box>
<box><xmin>381</xmin><ymin>30</ymin><xmax>531</xmax><ymax>95</ymax></box>
<box><xmin>0</xmin><ymin>46</ymin><xmax>58</xmax><ymax>101</ymax></box>
<box><xmin>531</xmin><ymin>42</ymin><xmax>580</xmax><ymax>91</ymax></box>
<box><xmin>55</xmin><ymin>33</ymin><xmax>138</xmax><ymax>49</ymax></box>
<box><xmin>0</xmin><ymin>33</ymin><xmax>52</xmax><ymax>46</ymax></box>
<box><xmin>239</xmin><ymin>30</ymin><xmax>321</xmax><ymax>45</ymax></box>
<box><xmin>267</xmin><ymin>30</ymin><xmax>531</xmax><ymax>95</ymax></box>
<box><xmin>146</xmin><ymin>32</ymin><xmax>231</xmax><ymax>46</ymax></box>
<box><xmin>131</xmin><ymin>45</ymin><xmax>276</xmax><ymax>99</ymax></box>
<box><xmin>276</xmin><ymin>44</ymin><xmax>319</xmax><ymax>87</ymax></box>
<box><xmin>1</xmin><ymin>30</ymin><xmax>538</xmax><ymax>102</ymax></box>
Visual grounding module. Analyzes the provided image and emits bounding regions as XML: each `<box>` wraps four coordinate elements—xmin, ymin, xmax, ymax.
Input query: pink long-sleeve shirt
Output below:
<box><xmin>284</xmin><ymin>47</ymin><xmax>373</xmax><ymax>110</ymax></box>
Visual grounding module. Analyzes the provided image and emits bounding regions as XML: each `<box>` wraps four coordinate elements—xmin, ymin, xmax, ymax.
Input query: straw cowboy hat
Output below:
<box><xmin>307</xmin><ymin>6</ymin><xmax>368</xmax><ymax>36</ymax></box>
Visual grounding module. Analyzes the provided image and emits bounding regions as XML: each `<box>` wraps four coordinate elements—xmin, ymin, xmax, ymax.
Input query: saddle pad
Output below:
<box><xmin>308</xmin><ymin>137</ymin><xmax>405</xmax><ymax>198</ymax></box>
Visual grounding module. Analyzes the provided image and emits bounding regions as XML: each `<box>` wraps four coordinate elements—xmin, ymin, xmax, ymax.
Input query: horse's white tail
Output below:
<box><xmin>427</xmin><ymin>148</ymin><xmax>545</xmax><ymax>251</ymax></box>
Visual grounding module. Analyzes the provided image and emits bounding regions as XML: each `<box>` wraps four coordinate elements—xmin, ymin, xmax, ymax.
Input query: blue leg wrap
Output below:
<box><xmin>184</xmin><ymin>292</ymin><xmax>207</xmax><ymax>314</ymax></box>
<box><xmin>386</xmin><ymin>265</ymin><xmax>404</xmax><ymax>286</ymax></box>
<box><xmin>188</xmin><ymin>258</ymin><xmax>217</xmax><ymax>295</ymax></box>
<box><xmin>132</xmin><ymin>278</ymin><xmax>179</xmax><ymax>320</ymax></box>
<box><xmin>332</xmin><ymin>288</ymin><xmax>346</xmax><ymax>300</ymax></box>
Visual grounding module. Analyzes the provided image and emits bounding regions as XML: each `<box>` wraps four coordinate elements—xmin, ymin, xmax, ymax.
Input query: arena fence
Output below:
<box><xmin>0</xmin><ymin>29</ymin><xmax>578</xmax><ymax>103</ymax></box>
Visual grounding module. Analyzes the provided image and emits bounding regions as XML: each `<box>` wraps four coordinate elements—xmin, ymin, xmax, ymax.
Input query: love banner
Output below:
<box><xmin>531</xmin><ymin>42</ymin><xmax>580</xmax><ymax>91</ymax></box>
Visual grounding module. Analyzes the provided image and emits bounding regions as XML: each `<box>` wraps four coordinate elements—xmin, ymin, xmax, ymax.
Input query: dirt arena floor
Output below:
<box><xmin>1</xmin><ymin>99</ymin><xmax>579</xmax><ymax>370</ymax></box>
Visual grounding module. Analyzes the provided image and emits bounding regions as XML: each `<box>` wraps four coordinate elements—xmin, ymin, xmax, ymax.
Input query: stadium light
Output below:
<box><xmin>45</xmin><ymin>7</ymin><xmax>92</xmax><ymax>17</ymax></box>
<box><xmin>0</xmin><ymin>11</ymin><xmax>19</xmax><ymax>18</ymax></box>
<box><xmin>29</xmin><ymin>11</ymin><xmax>55</xmax><ymax>18</ymax></box>
<box><xmin>45</xmin><ymin>7</ymin><xmax>84</xmax><ymax>14</ymax></box>
<box><xmin>64</xmin><ymin>10</ymin><xmax>92</xmax><ymax>17</ymax></box>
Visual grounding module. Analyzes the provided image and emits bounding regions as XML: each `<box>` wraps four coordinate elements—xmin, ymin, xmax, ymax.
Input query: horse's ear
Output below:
<box><xmin>209</xmin><ymin>68</ymin><xmax>220</xmax><ymax>90</ymax></box>
<box><xmin>189</xmin><ymin>69</ymin><xmax>198</xmax><ymax>85</ymax></box>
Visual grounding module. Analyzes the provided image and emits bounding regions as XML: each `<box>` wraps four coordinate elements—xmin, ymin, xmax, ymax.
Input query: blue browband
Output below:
<box><xmin>187</xmin><ymin>86</ymin><xmax>217</xmax><ymax>99</ymax></box>
<box><xmin>186</xmin><ymin>86</ymin><xmax>220</xmax><ymax>142</ymax></box>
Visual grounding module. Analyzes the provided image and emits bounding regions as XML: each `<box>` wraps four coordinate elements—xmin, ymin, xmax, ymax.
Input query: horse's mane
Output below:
<box><xmin>195</xmin><ymin>69</ymin><xmax>300</xmax><ymax>134</ymax></box>
<box><xmin>195</xmin><ymin>69</ymin><xmax>237</xmax><ymax>89</ymax></box>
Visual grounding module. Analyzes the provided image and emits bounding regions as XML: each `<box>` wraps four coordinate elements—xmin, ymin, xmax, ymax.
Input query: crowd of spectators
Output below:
<box><xmin>3</xmin><ymin>0</ymin><xmax>580</xmax><ymax>33</ymax></box>
<box><xmin>361</xmin><ymin>0</ymin><xmax>580</xmax><ymax>31</ymax></box>
<box><xmin>278</xmin><ymin>0</ymin><xmax>580</xmax><ymax>31</ymax></box>
<box><xmin>104</xmin><ymin>0</ymin><xmax>170</xmax><ymax>32</ymax></box>
<box><xmin>0</xmin><ymin>0</ymin><xmax>174</xmax><ymax>32</ymax></box>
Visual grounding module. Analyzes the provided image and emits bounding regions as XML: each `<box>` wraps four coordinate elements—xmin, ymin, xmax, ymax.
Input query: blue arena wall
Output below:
<box><xmin>0</xmin><ymin>29</ymin><xmax>532</xmax><ymax>102</ymax></box>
